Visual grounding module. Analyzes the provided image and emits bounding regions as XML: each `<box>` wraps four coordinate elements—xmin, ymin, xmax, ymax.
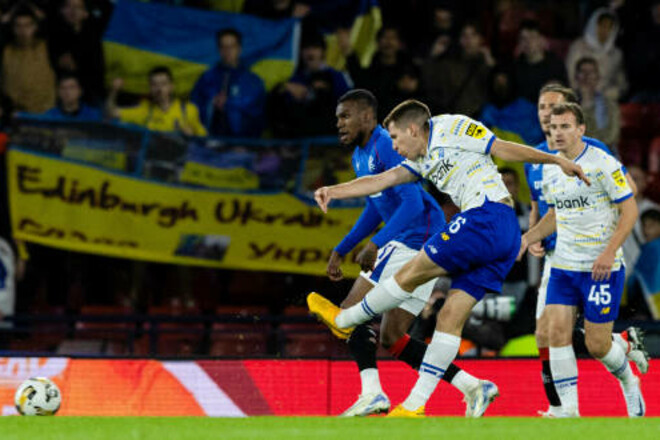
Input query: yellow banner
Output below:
<box><xmin>8</xmin><ymin>149</ymin><xmax>367</xmax><ymax>277</ymax></box>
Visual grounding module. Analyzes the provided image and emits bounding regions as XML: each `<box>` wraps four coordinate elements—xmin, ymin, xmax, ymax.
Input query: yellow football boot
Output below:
<box><xmin>306</xmin><ymin>292</ymin><xmax>354</xmax><ymax>340</ymax></box>
<box><xmin>386</xmin><ymin>404</ymin><xmax>425</xmax><ymax>418</ymax></box>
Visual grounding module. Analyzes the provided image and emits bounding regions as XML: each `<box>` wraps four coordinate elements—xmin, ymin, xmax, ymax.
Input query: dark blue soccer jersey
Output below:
<box><xmin>524</xmin><ymin>136</ymin><xmax>624</xmax><ymax>252</ymax></box>
<box><xmin>334</xmin><ymin>125</ymin><xmax>445</xmax><ymax>255</ymax></box>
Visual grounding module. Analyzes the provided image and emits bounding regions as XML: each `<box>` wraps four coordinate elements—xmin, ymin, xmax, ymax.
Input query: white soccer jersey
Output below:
<box><xmin>542</xmin><ymin>145</ymin><xmax>633</xmax><ymax>272</ymax></box>
<box><xmin>402</xmin><ymin>114</ymin><xmax>510</xmax><ymax>211</ymax></box>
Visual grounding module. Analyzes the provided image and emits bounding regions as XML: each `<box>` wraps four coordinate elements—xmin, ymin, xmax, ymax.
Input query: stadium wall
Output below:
<box><xmin>0</xmin><ymin>358</ymin><xmax>657</xmax><ymax>416</ymax></box>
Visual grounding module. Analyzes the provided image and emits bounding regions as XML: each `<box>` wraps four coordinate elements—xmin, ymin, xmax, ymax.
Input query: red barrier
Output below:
<box><xmin>1</xmin><ymin>358</ymin><xmax>657</xmax><ymax>416</ymax></box>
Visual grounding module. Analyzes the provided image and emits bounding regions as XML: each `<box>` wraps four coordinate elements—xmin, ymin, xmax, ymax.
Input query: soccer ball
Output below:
<box><xmin>14</xmin><ymin>377</ymin><xmax>62</xmax><ymax>416</ymax></box>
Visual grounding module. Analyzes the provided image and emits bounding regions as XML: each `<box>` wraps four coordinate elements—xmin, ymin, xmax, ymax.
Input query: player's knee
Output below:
<box><xmin>535</xmin><ymin>327</ymin><xmax>549</xmax><ymax>347</ymax></box>
<box><xmin>548</xmin><ymin>324</ymin><xmax>571</xmax><ymax>347</ymax></box>
<box><xmin>585</xmin><ymin>333</ymin><xmax>610</xmax><ymax>359</ymax></box>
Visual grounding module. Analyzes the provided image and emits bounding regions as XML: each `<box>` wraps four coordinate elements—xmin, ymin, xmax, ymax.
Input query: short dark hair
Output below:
<box><xmin>499</xmin><ymin>167</ymin><xmax>518</xmax><ymax>181</ymax></box>
<box><xmin>575</xmin><ymin>56</ymin><xmax>599</xmax><ymax>73</ymax></box>
<box><xmin>539</xmin><ymin>83</ymin><xmax>578</xmax><ymax>103</ymax></box>
<box><xmin>216</xmin><ymin>28</ymin><xmax>242</xmax><ymax>45</ymax></box>
<box><xmin>383</xmin><ymin>99</ymin><xmax>431</xmax><ymax>129</ymax></box>
<box><xmin>148</xmin><ymin>66</ymin><xmax>173</xmax><ymax>81</ymax></box>
<box><xmin>301</xmin><ymin>36</ymin><xmax>326</xmax><ymax>51</ymax></box>
<box><xmin>57</xmin><ymin>72</ymin><xmax>81</xmax><ymax>86</ymax></box>
<box><xmin>519</xmin><ymin>19</ymin><xmax>541</xmax><ymax>34</ymax></box>
<box><xmin>376</xmin><ymin>26</ymin><xmax>400</xmax><ymax>42</ymax></box>
<box><xmin>11</xmin><ymin>6</ymin><xmax>37</xmax><ymax>23</ymax></box>
<box><xmin>551</xmin><ymin>102</ymin><xmax>585</xmax><ymax>126</ymax></box>
<box><xmin>338</xmin><ymin>89</ymin><xmax>378</xmax><ymax>115</ymax></box>
<box><xmin>597</xmin><ymin>12</ymin><xmax>616</xmax><ymax>25</ymax></box>
<box><xmin>641</xmin><ymin>208</ymin><xmax>660</xmax><ymax>225</ymax></box>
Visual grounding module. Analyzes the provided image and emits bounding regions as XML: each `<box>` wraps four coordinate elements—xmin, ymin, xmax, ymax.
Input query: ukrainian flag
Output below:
<box><xmin>103</xmin><ymin>0</ymin><xmax>300</xmax><ymax>94</ymax></box>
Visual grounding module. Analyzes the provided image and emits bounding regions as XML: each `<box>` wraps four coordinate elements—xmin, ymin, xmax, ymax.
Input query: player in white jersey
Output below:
<box><xmin>519</xmin><ymin>103</ymin><xmax>644</xmax><ymax>417</ymax></box>
<box><xmin>308</xmin><ymin>99</ymin><xmax>588</xmax><ymax>417</ymax></box>
<box><xmin>527</xmin><ymin>85</ymin><xmax>647</xmax><ymax>418</ymax></box>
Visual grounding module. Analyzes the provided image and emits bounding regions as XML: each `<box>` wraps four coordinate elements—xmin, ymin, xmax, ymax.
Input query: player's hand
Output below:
<box><xmin>326</xmin><ymin>250</ymin><xmax>344</xmax><ymax>281</ymax></box>
<box><xmin>517</xmin><ymin>234</ymin><xmax>529</xmax><ymax>261</ymax></box>
<box><xmin>314</xmin><ymin>186</ymin><xmax>333</xmax><ymax>213</ymax></box>
<box><xmin>528</xmin><ymin>241</ymin><xmax>546</xmax><ymax>258</ymax></box>
<box><xmin>356</xmin><ymin>242</ymin><xmax>378</xmax><ymax>272</ymax></box>
<box><xmin>592</xmin><ymin>250</ymin><xmax>615</xmax><ymax>281</ymax></box>
<box><xmin>558</xmin><ymin>159</ymin><xmax>591</xmax><ymax>186</ymax></box>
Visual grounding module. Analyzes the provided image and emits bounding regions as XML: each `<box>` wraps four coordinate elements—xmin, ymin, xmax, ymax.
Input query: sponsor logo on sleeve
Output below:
<box><xmin>611</xmin><ymin>169</ymin><xmax>626</xmax><ymax>187</ymax></box>
<box><xmin>465</xmin><ymin>123</ymin><xmax>487</xmax><ymax>139</ymax></box>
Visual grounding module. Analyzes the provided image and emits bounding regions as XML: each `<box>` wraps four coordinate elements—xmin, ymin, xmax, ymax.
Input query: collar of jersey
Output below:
<box><xmin>426</xmin><ymin>118</ymin><xmax>434</xmax><ymax>154</ymax></box>
<box><xmin>363</xmin><ymin>125</ymin><xmax>384</xmax><ymax>150</ymax></box>
<box><xmin>573</xmin><ymin>143</ymin><xmax>589</xmax><ymax>162</ymax></box>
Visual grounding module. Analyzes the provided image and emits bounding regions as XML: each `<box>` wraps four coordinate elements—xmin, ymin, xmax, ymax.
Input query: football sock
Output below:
<box><xmin>612</xmin><ymin>332</ymin><xmax>631</xmax><ymax>355</ymax></box>
<box><xmin>347</xmin><ymin>325</ymin><xmax>381</xmax><ymax>395</ymax></box>
<box><xmin>550</xmin><ymin>345</ymin><xmax>579</xmax><ymax>415</ymax></box>
<box><xmin>402</xmin><ymin>331</ymin><xmax>460</xmax><ymax>411</ymax></box>
<box><xmin>539</xmin><ymin>347</ymin><xmax>562</xmax><ymax>408</ymax></box>
<box><xmin>389</xmin><ymin>334</ymin><xmax>473</xmax><ymax>391</ymax></box>
<box><xmin>599</xmin><ymin>343</ymin><xmax>635</xmax><ymax>387</ymax></box>
<box><xmin>336</xmin><ymin>277</ymin><xmax>410</xmax><ymax>328</ymax></box>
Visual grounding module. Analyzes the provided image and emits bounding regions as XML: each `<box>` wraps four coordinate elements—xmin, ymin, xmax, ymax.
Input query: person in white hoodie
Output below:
<box><xmin>566</xmin><ymin>8</ymin><xmax>627</xmax><ymax>100</ymax></box>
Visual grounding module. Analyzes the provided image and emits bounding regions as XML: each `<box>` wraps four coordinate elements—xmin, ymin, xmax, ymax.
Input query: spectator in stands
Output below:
<box><xmin>107</xmin><ymin>66</ymin><xmax>207</xmax><ymax>136</ymax></box>
<box><xmin>421</xmin><ymin>21</ymin><xmax>494</xmax><ymax>117</ymax></box>
<box><xmin>1</xmin><ymin>6</ymin><xmax>55</xmax><ymax>113</ymax></box>
<box><xmin>191</xmin><ymin>28</ymin><xmax>266</xmax><ymax>138</ymax></box>
<box><xmin>623</xmin><ymin>166</ymin><xmax>660</xmax><ymax>270</ymax></box>
<box><xmin>627</xmin><ymin>0</ymin><xmax>660</xmax><ymax>102</ymax></box>
<box><xmin>47</xmin><ymin>0</ymin><xmax>105</xmax><ymax>105</ymax></box>
<box><xmin>566</xmin><ymin>8</ymin><xmax>627</xmax><ymax>100</ymax></box>
<box><xmin>479</xmin><ymin>65</ymin><xmax>544</xmax><ymax>146</ymax></box>
<box><xmin>43</xmin><ymin>74</ymin><xmax>101</xmax><ymax>121</ymax></box>
<box><xmin>626</xmin><ymin>208</ymin><xmax>660</xmax><ymax>320</ymax></box>
<box><xmin>574</xmin><ymin>56</ymin><xmax>620</xmax><ymax>149</ymax></box>
<box><xmin>269</xmin><ymin>37</ymin><xmax>350</xmax><ymax>137</ymax></box>
<box><xmin>343</xmin><ymin>26</ymin><xmax>411</xmax><ymax>120</ymax></box>
<box><xmin>416</xmin><ymin>1</ymin><xmax>457</xmax><ymax>60</ymax></box>
<box><xmin>513</xmin><ymin>20</ymin><xmax>567</xmax><ymax>103</ymax></box>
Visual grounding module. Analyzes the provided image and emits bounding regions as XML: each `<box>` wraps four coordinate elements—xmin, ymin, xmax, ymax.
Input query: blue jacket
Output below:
<box><xmin>191</xmin><ymin>63</ymin><xmax>266</xmax><ymax>137</ymax></box>
<box><xmin>43</xmin><ymin>104</ymin><xmax>102</xmax><ymax>121</ymax></box>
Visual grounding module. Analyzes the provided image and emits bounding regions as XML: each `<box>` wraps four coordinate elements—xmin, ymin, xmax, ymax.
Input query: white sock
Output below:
<box><xmin>449</xmin><ymin>370</ymin><xmax>480</xmax><ymax>395</ymax></box>
<box><xmin>550</xmin><ymin>345</ymin><xmax>579</xmax><ymax>415</ymax></box>
<box><xmin>359</xmin><ymin>368</ymin><xmax>383</xmax><ymax>395</ymax></box>
<box><xmin>402</xmin><ymin>331</ymin><xmax>461</xmax><ymax>410</ymax></box>
<box><xmin>599</xmin><ymin>343</ymin><xmax>635</xmax><ymax>387</ymax></box>
<box><xmin>612</xmin><ymin>333</ymin><xmax>631</xmax><ymax>355</ymax></box>
<box><xmin>336</xmin><ymin>277</ymin><xmax>410</xmax><ymax>328</ymax></box>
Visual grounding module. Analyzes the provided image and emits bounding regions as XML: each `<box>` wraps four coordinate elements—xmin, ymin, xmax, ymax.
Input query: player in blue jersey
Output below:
<box><xmin>520</xmin><ymin>103</ymin><xmax>645</xmax><ymax>417</ymax></box>
<box><xmin>321</xmin><ymin>90</ymin><xmax>494</xmax><ymax>417</ymax></box>
<box><xmin>524</xmin><ymin>84</ymin><xmax>649</xmax><ymax>417</ymax></box>
<box><xmin>308</xmin><ymin>99</ymin><xmax>588</xmax><ymax>417</ymax></box>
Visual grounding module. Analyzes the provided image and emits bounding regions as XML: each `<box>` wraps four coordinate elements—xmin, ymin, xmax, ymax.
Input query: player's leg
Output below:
<box><xmin>581</xmin><ymin>269</ymin><xmax>645</xmax><ymax>417</ymax></box>
<box><xmin>544</xmin><ymin>267</ymin><xmax>581</xmax><ymax>417</ymax></box>
<box><xmin>383</xmin><ymin>303</ymin><xmax>492</xmax><ymax>417</ymax></box>
<box><xmin>535</xmin><ymin>258</ymin><xmax>563</xmax><ymax>417</ymax></box>
<box><xmin>339</xmin><ymin>276</ymin><xmax>389</xmax><ymax>416</ymax></box>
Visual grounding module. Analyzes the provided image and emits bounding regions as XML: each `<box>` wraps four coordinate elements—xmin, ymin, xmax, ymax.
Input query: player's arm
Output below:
<box><xmin>329</xmin><ymin>201</ymin><xmax>383</xmax><ymax>280</ymax></box>
<box><xmin>490</xmin><ymin>140</ymin><xmax>590</xmax><ymax>185</ymax></box>
<box><xmin>592</xmin><ymin>196</ymin><xmax>638</xmax><ymax>281</ymax></box>
<box><xmin>314</xmin><ymin>165</ymin><xmax>416</xmax><ymax>213</ymax></box>
<box><xmin>518</xmin><ymin>208</ymin><xmax>556</xmax><ymax>260</ymax></box>
<box><xmin>527</xmin><ymin>201</ymin><xmax>546</xmax><ymax>257</ymax></box>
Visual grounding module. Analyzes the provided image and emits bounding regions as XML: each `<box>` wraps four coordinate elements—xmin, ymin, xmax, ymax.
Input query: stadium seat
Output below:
<box><xmin>283</xmin><ymin>331</ymin><xmax>348</xmax><ymax>358</ymax></box>
<box><xmin>75</xmin><ymin>305</ymin><xmax>134</xmax><ymax>342</ymax></box>
<box><xmin>619</xmin><ymin>103</ymin><xmax>648</xmax><ymax>138</ymax></box>
<box><xmin>649</xmin><ymin>136</ymin><xmax>660</xmax><ymax>174</ymax></box>
<box><xmin>209</xmin><ymin>331</ymin><xmax>269</xmax><ymax>357</ymax></box>
<box><xmin>618</xmin><ymin>138</ymin><xmax>647</xmax><ymax>167</ymax></box>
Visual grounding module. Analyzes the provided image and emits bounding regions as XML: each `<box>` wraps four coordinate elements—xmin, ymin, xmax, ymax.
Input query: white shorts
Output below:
<box><xmin>360</xmin><ymin>241</ymin><xmax>435</xmax><ymax>316</ymax></box>
<box><xmin>535</xmin><ymin>252</ymin><xmax>553</xmax><ymax>320</ymax></box>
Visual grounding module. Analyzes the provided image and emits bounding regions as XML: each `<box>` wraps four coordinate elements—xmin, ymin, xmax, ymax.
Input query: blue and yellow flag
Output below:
<box><xmin>103</xmin><ymin>0</ymin><xmax>300</xmax><ymax>93</ymax></box>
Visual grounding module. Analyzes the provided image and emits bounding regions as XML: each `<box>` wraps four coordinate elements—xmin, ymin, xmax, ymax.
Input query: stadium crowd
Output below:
<box><xmin>0</xmin><ymin>0</ymin><xmax>659</xmax><ymax>357</ymax></box>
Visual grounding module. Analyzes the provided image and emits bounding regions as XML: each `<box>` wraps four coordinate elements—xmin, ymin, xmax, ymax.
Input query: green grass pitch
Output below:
<box><xmin>1</xmin><ymin>417</ymin><xmax>660</xmax><ymax>440</ymax></box>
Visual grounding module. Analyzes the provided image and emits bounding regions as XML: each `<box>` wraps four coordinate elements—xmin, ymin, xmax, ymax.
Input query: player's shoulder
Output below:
<box><xmin>582</xmin><ymin>136</ymin><xmax>614</xmax><ymax>156</ymax></box>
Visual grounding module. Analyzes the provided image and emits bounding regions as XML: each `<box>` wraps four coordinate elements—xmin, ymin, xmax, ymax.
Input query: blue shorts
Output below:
<box><xmin>546</xmin><ymin>267</ymin><xmax>625</xmax><ymax>323</ymax></box>
<box><xmin>422</xmin><ymin>201</ymin><xmax>521</xmax><ymax>301</ymax></box>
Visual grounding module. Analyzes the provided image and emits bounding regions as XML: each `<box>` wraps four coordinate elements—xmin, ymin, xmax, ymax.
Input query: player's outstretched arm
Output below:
<box><xmin>314</xmin><ymin>166</ymin><xmax>416</xmax><ymax>213</ymax></box>
<box><xmin>592</xmin><ymin>196</ymin><xmax>638</xmax><ymax>281</ymax></box>
<box><xmin>490</xmin><ymin>139</ymin><xmax>591</xmax><ymax>185</ymax></box>
<box><xmin>518</xmin><ymin>208</ymin><xmax>557</xmax><ymax>260</ymax></box>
